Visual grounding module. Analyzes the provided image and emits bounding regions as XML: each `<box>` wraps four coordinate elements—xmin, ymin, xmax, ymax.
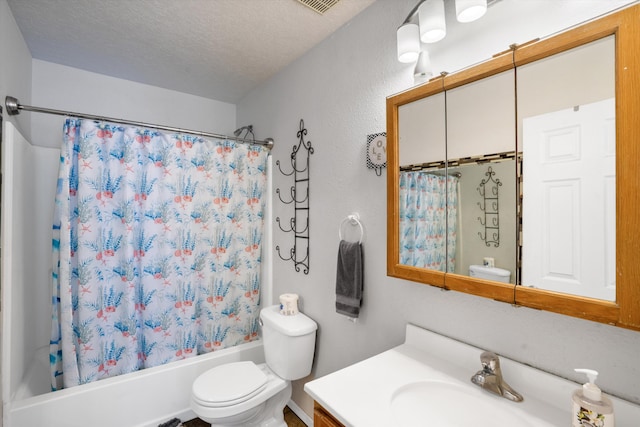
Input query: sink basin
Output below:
<box><xmin>390</xmin><ymin>380</ymin><xmax>534</xmax><ymax>427</ymax></box>
<box><xmin>306</xmin><ymin>325</ymin><xmax>640</xmax><ymax>427</ymax></box>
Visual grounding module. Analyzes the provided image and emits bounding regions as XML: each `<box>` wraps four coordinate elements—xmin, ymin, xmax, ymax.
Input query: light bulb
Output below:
<box><xmin>414</xmin><ymin>50</ymin><xmax>434</xmax><ymax>85</ymax></box>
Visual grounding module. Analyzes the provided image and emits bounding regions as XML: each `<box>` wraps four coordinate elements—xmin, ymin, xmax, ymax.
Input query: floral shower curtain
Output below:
<box><xmin>50</xmin><ymin>118</ymin><xmax>269</xmax><ymax>390</ymax></box>
<box><xmin>399</xmin><ymin>171</ymin><xmax>458</xmax><ymax>272</ymax></box>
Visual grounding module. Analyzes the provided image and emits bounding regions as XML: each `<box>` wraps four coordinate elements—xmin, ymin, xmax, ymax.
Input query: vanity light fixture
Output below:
<box><xmin>396</xmin><ymin>0</ymin><xmax>443</xmax><ymax>63</ymax></box>
<box><xmin>397</xmin><ymin>0</ymin><xmax>496</xmax><ymax>65</ymax></box>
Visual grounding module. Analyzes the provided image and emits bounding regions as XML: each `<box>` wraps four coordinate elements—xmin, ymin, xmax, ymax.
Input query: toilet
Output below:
<box><xmin>469</xmin><ymin>264</ymin><xmax>511</xmax><ymax>283</ymax></box>
<box><xmin>190</xmin><ymin>305</ymin><xmax>317</xmax><ymax>427</ymax></box>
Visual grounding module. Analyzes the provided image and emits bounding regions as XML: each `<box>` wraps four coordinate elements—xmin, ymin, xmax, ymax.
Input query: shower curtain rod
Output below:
<box><xmin>4</xmin><ymin>96</ymin><xmax>274</xmax><ymax>149</ymax></box>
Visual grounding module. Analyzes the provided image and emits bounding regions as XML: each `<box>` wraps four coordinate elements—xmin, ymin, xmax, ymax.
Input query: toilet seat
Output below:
<box><xmin>191</xmin><ymin>362</ymin><xmax>290</xmax><ymax>422</ymax></box>
<box><xmin>192</xmin><ymin>361</ymin><xmax>268</xmax><ymax>408</ymax></box>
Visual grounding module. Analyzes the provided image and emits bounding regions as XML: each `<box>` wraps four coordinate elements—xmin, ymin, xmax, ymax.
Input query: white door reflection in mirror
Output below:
<box><xmin>517</xmin><ymin>34</ymin><xmax>615</xmax><ymax>301</ymax></box>
<box><xmin>522</xmin><ymin>98</ymin><xmax>615</xmax><ymax>301</ymax></box>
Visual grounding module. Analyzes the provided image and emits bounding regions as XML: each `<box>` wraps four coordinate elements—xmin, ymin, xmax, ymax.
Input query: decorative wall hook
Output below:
<box><xmin>275</xmin><ymin>119</ymin><xmax>313</xmax><ymax>274</ymax></box>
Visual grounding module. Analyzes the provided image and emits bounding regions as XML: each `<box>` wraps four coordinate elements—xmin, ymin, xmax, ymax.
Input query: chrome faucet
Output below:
<box><xmin>471</xmin><ymin>351</ymin><xmax>523</xmax><ymax>402</ymax></box>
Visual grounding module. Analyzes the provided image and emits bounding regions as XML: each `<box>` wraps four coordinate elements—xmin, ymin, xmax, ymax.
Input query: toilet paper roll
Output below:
<box><xmin>279</xmin><ymin>293</ymin><xmax>299</xmax><ymax>316</ymax></box>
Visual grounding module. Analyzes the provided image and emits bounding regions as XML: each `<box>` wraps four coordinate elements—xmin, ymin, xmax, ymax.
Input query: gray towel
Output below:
<box><xmin>335</xmin><ymin>240</ymin><xmax>364</xmax><ymax>318</ymax></box>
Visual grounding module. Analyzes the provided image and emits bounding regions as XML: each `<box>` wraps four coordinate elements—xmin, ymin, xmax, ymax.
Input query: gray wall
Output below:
<box><xmin>237</xmin><ymin>0</ymin><xmax>640</xmax><ymax>417</ymax></box>
<box><xmin>0</xmin><ymin>0</ymin><xmax>31</xmax><ymax>138</ymax></box>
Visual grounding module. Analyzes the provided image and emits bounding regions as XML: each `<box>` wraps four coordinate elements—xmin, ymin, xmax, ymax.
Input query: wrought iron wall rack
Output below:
<box><xmin>477</xmin><ymin>165</ymin><xmax>502</xmax><ymax>247</ymax></box>
<box><xmin>275</xmin><ymin>119</ymin><xmax>313</xmax><ymax>274</ymax></box>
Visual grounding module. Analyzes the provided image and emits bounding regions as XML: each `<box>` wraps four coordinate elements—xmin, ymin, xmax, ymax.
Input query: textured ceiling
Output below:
<box><xmin>7</xmin><ymin>0</ymin><xmax>376</xmax><ymax>103</ymax></box>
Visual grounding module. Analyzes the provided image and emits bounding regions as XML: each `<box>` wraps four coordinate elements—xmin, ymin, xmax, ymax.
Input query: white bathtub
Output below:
<box><xmin>7</xmin><ymin>339</ymin><xmax>265</xmax><ymax>427</ymax></box>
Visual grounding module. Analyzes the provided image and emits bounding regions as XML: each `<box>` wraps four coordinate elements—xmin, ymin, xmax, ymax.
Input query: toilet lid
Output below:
<box><xmin>192</xmin><ymin>361</ymin><xmax>268</xmax><ymax>407</ymax></box>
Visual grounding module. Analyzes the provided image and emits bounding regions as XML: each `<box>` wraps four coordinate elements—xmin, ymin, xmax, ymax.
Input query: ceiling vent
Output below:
<box><xmin>296</xmin><ymin>0</ymin><xmax>341</xmax><ymax>15</ymax></box>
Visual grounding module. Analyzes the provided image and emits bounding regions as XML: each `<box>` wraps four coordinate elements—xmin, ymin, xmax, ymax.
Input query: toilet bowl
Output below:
<box><xmin>190</xmin><ymin>305</ymin><xmax>317</xmax><ymax>427</ymax></box>
<box><xmin>191</xmin><ymin>362</ymin><xmax>290</xmax><ymax>426</ymax></box>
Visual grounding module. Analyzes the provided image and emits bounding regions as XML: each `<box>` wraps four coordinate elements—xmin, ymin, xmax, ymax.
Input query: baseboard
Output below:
<box><xmin>287</xmin><ymin>399</ymin><xmax>313</xmax><ymax>427</ymax></box>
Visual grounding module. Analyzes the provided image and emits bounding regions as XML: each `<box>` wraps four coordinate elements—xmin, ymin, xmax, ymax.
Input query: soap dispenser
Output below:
<box><xmin>572</xmin><ymin>369</ymin><xmax>614</xmax><ymax>427</ymax></box>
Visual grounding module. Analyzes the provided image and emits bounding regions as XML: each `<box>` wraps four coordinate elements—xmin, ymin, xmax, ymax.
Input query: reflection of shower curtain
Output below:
<box><xmin>399</xmin><ymin>171</ymin><xmax>458</xmax><ymax>271</ymax></box>
<box><xmin>50</xmin><ymin>119</ymin><xmax>269</xmax><ymax>390</ymax></box>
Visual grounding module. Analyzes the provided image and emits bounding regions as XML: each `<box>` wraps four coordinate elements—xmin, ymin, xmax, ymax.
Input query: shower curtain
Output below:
<box><xmin>399</xmin><ymin>171</ymin><xmax>458</xmax><ymax>271</ymax></box>
<box><xmin>50</xmin><ymin>118</ymin><xmax>269</xmax><ymax>390</ymax></box>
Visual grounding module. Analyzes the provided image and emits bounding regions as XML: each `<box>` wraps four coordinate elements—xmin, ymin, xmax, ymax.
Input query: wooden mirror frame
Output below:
<box><xmin>386</xmin><ymin>4</ymin><xmax>640</xmax><ymax>331</ymax></box>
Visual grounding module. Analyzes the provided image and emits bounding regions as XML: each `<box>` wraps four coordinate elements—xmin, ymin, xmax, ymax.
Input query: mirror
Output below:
<box><xmin>397</xmin><ymin>69</ymin><xmax>518</xmax><ymax>285</ymax></box>
<box><xmin>389</xmin><ymin>81</ymin><xmax>446</xmax><ymax>287</ymax></box>
<box><xmin>518</xmin><ymin>36</ymin><xmax>615</xmax><ymax>301</ymax></box>
<box><xmin>387</xmin><ymin>4</ymin><xmax>640</xmax><ymax>330</ymax></box>
<box><xmin>445</xmin><ymin>69</ymin><xmax>517</xmax><ymax>283</ymax></box>
<box><xmin>398</xmin><ymin>92</ymin><xmax>447</xmax><ymax>272</ymax></box>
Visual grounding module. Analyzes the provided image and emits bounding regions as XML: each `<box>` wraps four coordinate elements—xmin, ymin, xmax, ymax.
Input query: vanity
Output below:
<box><xmin>305</xmin><ymin>324</ymin><xmax>640</xmax><ymax>427</ymax></box>
<box><xmin>306</xmin><ymin>4</ymin><xmax>640</xmax><ymax>427</ymax></box>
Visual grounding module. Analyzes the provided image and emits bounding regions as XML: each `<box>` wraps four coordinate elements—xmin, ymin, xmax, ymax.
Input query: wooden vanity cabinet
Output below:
<box><xmin>314</xmin><ymin>402</ymin><xmax>346</xmax><ymax>427</ymax></box>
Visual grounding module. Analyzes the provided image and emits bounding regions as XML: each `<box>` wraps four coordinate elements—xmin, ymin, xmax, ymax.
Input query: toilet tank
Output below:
<box><xmin>468</xmin><ymin>265</ymin><xmax>511</xmax><ymax>283</ymax></box>
<box><xmin>260</xmin><ymin>305</ymin><xmax>318</xmax><ymax>380</ymax></box>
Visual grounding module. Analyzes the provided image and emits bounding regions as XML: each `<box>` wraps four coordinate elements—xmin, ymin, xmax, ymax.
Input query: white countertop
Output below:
<box><xmin>305</xmin><ymin>324</ymin><xmax>640</xmax><ymax>427</ymax></box>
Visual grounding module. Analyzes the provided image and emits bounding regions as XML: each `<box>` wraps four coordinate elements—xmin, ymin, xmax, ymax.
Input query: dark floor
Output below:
<box><xmin>284</xmin><ymin>406</ymin><xmax>308</xmax><ymax>427</ymax></box>
<box><xmin>179</xmin><ymin>406</ymin><xmax>306</xmax><ymax>427</ymax></box>
<box><xmin>181</xmin><ymin>418</ymin><xmax>209</xmax><ymax>427</ymax></box>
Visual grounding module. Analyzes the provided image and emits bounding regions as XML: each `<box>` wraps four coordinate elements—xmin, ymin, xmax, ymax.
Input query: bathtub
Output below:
<box><xmin>7</xmin><ymin>339</ymin><xmax>265</xmax><ymax>427</ymax></box>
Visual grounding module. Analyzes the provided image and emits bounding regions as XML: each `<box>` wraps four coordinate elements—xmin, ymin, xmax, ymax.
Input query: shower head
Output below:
<box><xmin>233</xmin><ymin>125</ymin><xmax>255</xmax><ymax>140</ymax></box>
<box><xmin>233</xmin><ymin>125</ymin><xmax>253</xmax><ymax>136</ymax></box>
